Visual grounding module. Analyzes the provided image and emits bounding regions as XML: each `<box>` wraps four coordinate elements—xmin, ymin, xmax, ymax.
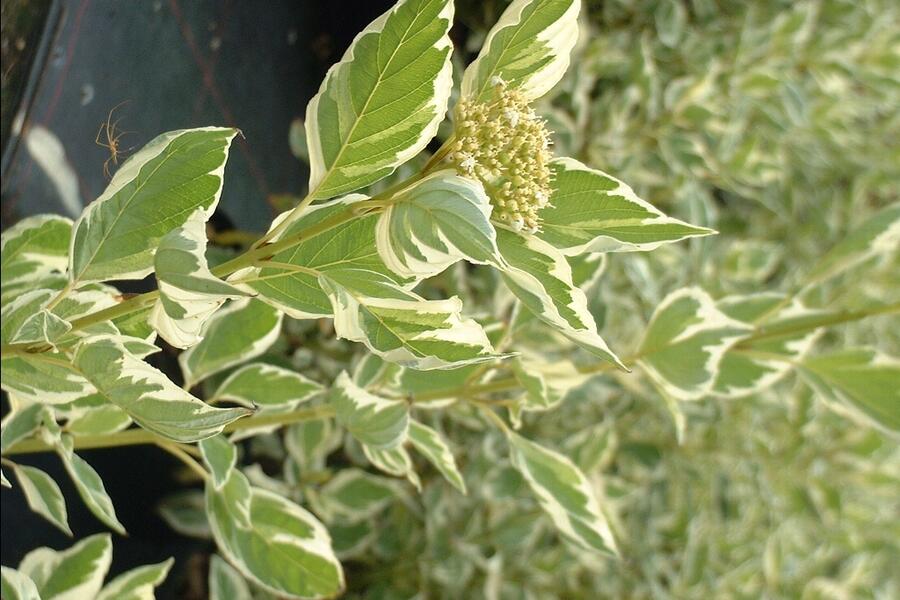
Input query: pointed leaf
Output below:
<box><xmin>363</xmin><ymin>443</ymin><xmax>421</xmax><ymax>490</ymax></box>
<box><xmin>74</xmin><ymin>335</ymin><xmax>251</xmax><ymax>442</ymax></box>
<box><xmin>0</xmin><ymin>566</ymin><xmax>40</xmax><ymax>600</ymax></box>
<box><xmin>212</xmin><ymin>363</ymin><xmax>323</xmax><ymax>408</ymax></box>
<box><xmin>1</xmin><ymin>215</ymin><xmax>71</xmax><ymax>303</ymax></box>
<box><xmin>806</xmin><ymin>202</ymin><xmax>900</xmax><ymax>286</ymax></box>
<box><xmin>376</xmin><ymin>171</ymin><xmax>501</xmax><ymax>279</ymax></box>
<box><xmin>199</xmin><ymin>434</ymin><xmax>238</xmax><ymax>489</ymax></box>
<box><xmin>1</xmin><ymin>404</ymin><xmax>44</xmax><ymax>454</ymax></box>
<box><xmin>70</xmin><ymin>127</ymin><xmax>238</xmax><ymax>283</ymax></box>
<box><xmin>638</xmin><ymin>288</ymin><xmax>751</xmax><ymax>400</ymax></box>
<box><xmin>461</xmin><ymin>0</ymin><xmax>580</xmax><ymax>101</ymax></box>
<box><xmin>538</xmin><ymin>158</ymin><xmax>714</xmax><ymax>255</ymax></box>
<box><xmin>206</xmin><ymin>469</ymin><xmax>345</xmax><ymax>599</ymax></box>
<box><xmin>150</xmin><ymin>209</ymin><xmax>248</xmax><ymax>348</ymax></box>
<box><xmin>496</xmin><ymin>227</ymin><xmax>624</xmax><ymax>367</ymax></box>
<box><xmin>11</xmin><ymin>464</ymin><xmax>72</xmax><ymax>536</ymax></box>
<box><xmin>321</xmin><ymin>269</ymin><xmax>498</xmax><ymax>369</ymax></box>
<box><xmin>331</xmin><ymin>371</ymin><xmax>408</xmax><ymax>449</ymax></box>
<box><xmin>96</xmin><ymin>558</ymin><xmax>174</xmax><ymax>600</ymax></box>
<box><xmin>238</xmin><ymin>196</ymin><xmax>404</xmax><ymax>319</ymax></box>
<box><xmin>179</xmin><ymin>298</ymin><xmax>283</xmax><ymax>388</ymax></box>
<box><xmin>408</xmin><ymin>420</ymin><xmax>466</xmax><ymax>493</ymax></box>
<box><xmin>800</xmin><ymin>348</ymin><xmax>900</xmax><ymax>439</ymax></box>
<box><xmin>317</xmin><ymin>468</ymin><xmax>399</xmax><ymax>522</ymax></box>
<box><xmin>55</xmin><ymin>436</ymin><xmax>126</xmax><ymax>534</ymax></box>
<box><xmin>306</xmin><ymin>0</ymin><xmax>453</xmax><ymax>199</ymax></box>
<box><xmin>209</xmin><ymin>555</ymin><xmax>252</xmax><ymax>600</ymax></box>
<box><xmin>20</xmin><ymin>534</ymin><xmax>112</xmax><ymax>600</ymax></box>
<box><xmin>508</xmin><ymin>433</ymin><xmax>618</xmax><ymax>556</ymax></box>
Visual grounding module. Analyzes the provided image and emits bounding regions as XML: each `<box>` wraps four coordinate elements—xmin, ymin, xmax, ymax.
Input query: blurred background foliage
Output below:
<box><xmin>300</xmin><ymin>0</ymin><xmax>898</xmax><ymax>597</ymax></box>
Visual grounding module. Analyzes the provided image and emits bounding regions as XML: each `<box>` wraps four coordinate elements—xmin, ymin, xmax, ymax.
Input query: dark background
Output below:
<box><xmin>1</xmin><ymin>0</ymin><xmax>393</xmax><ymax>597</ymax></box>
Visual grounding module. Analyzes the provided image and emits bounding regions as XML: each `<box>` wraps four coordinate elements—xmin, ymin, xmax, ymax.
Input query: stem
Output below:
<box><xmin>156</xmin><ymin>441</ymin><xmax>209</xmax><ymax>479</ymax></box>
<box><xmin>4</xmin><ymin>405</ymin><xmax>335</xmax><ymax>455</ymax></box>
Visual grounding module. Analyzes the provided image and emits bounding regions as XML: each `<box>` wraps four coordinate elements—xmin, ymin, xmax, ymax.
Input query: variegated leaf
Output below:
<box><xmin>363</xmin><ymin>443</ymin><xmax>422</xmax><ymax>490</ymax></box>
<box><xmin>199</xmin><ymin>434</ymin><xmax>238</xmax><ymax>489</ymax></box>
<box><xmin>150</xmin><ymin>209</ymin><xmax>248</xmax><ymax>348</ymax></box>
<box><xmin>211</xmin><ymin>363</ymin><xmax>322</xmax><ymax>408</ymax></box>
<box><xmin>409</xmin><ymin>420</ymin><xmax>466</xmax><ymax>493</ymax></box>
<box><xmin>96</xmin><ymin>558</ymin><xmax>174</xmax><ymax>600</ymax></box>
<box><xmin>74</xmin><ymin>335</ymin><xmax>251</xmax><ymax>442</ymax></box>
<box><xmin>713</xmin><ymin>293</ymin><xmax>823</xmax><ymax>398</ymax></box>
<box><xmin>209</xmin><ymin>554</ymin><xmax>252</xmax><ymax>600</ymax></box>
<box><xmin>637</xmin><ymin>288</ymin><xmax>752</xmax><ymax>401</ymax></box>
<box><xmin>806</xmin><ymin>202</ymin><xmax>900</xmax><ymax>286</ymax></box>
<box><xmin>508</xmin><ymin>432</ymin><xmax>618</xmax><ymax>556</ymax></box>
<box><xmin>285</xmin><ymin>419</ymin><xmax>342</xmax><ymax>473</ymax></box>
<box><xmin>9</xmin><ymin>310</ymin><xmax>71</xmax><ymax>348</ymax></box>
<box><xmin>800</xmin><ymin>348</ymin><xmax>900</xmax><ymax>439</ymax></box>
<box><xmin>0</xmin><ymin>215</ymin><xmax>71</xmax><ymax>304</ymax></box>
<box><xmin>1</xmin><ymin>404</ymin><xmax>44</xmax><ymax>455</ymax></box>
<box><xmin>461</xmin><ymin>0</ymin><xmax>580</xmax><ymax>101</ymax></box>
<box><xmin>54</xmin><ymin>435</ymin><xmax>126</xmax><ymax>534</ymax></box>
<box><xmin>305</xmin><ymin>0</ymin><xmax>453</xmax><ymax>200</ymax></box>
<box><xmin>496</xmin><ymin>227</ymin><xmax>624</xmax><ymax>367</ymax></box>
<box><xmin>11</xmin><ymin>464</ymin><xmax>72</xmax><ymax>536</ymax></box>
<box><xmin>538</xmin><ymin>158</ymin><xmax>714</xmax><ymax>254</ymax></box>
<box><xmin>331</xmin><ymin>371</ymin><xmax>408</xmax><ymax>449</ymax></box>
<box><xmin>376</xmin><ymin>171</ymin><xmax>501</xmax><ymax>279</ymax></box>
<box><xmin>70</xmin><ymin>127</ymin><xmax>238</xmax><ymax>283</ymax></box>
<box><xmin>317</xmin><ymin>468</ymin><xmax>399</xmax><ymax>522</ymax></box>
<box><xmin>321</xmin><ymin>269</ymin><xmax>498</xmax><ymax>369</ymax></box>
<box><xmin>179</xmin><ymin>298</ymin><xmax>283</xmax><ymax>388</ymax></box>
<box><xmin>206</xmin><ymin>469</ymin><xmax>345</xmax><ymax>599</ymax></box>
<box><xmin>0</xmin><ymin>566</ymin><xmax>40</xmax><ymax>600</ymax></box>
<box><xmin>236</xmin><ymin>196</ymin><xmax>404</xmax><ymax>319</ymax></box>
<box><xmin>18</xmin><ymin>534</ymin><xmax>112</xmax><ymax>600</ymax></box>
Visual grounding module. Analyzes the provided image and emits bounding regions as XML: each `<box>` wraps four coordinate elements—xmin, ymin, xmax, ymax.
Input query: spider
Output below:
<box><xmin>95</xmin><ymin>100</ymin><xmax>135</xmax><ymax>179</ymax></box>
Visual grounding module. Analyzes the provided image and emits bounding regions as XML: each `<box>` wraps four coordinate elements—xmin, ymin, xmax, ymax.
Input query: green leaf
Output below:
<box><xmin>408</xmin><ymin>420</ymin><xmax>467</xmax><ymax>493</ymax></box>
<box><xmin>0</xmin><ymin>290</ymin><xmax>95</xmax><ymax>403</ymax></box>
<box><xmin>96</xmin><ymin>558</ymin><xmax>174</xmax><ymax>600</ymax></box>
<box><xmin>1</xmin><ymin>404</ymin><xmax>44</xmax><ymax>454</ymax></box>
<box><xmin>9</xmin><ymin>310</ymin><xmax>72</xmax><ymax>348</ymax></box>
<box><xmin>317</xmin><ymin>468</ymin><xmax>399</xmax><ymax>522</ymax></box>
<box><xmin>238</xmin><ymin>196</ymin><xmax>403</xmax><ymax>319</ymax></box>
<box><xmin>19</xmin><ymin>533</ymin><xmax>112</xmax><ymax>600</ymax></box>
<box><xmin>158</xmin><ymin>490</ymin><xmax>210</xmax><ymax>539</ymax></box>
<box><xmin>74</xmin><ymin>335</ymin><xmax>251</xmax><ymax>442</ymax></box>
<box><xmin>331</xmin><ymin>371</ymin><xmax>408</xmax><ymax>449</ymax></box>
<box><xmin>0</xmin><ymin>566</ymin><xmax>40</xmax><ymax>600</ymax></box>
<box><xmin>305</xmin><ymin>0</ymin><xmax>453</xmax><ymax>200</ymax></box>
<box><xmin>363</xmin><ymin>443</ymin><xmax>421</xmax><ymax>490</ymax></box>
<box><xmin>11</xmin><ymin>464</ymin><xmax>72</xmax><ymax>536</ymax></box>
<box><xmin>0</xmin><ymin>214</ymin><xmax>71</xmax><ymax>304</ymax></box>
<box><xmin>496</xmin><ymin>227</ymin><xmax>624</xmax><ymax>368</ymax></box>
<box><xmin>63</xmin><ymin>396</ymin><xmax>133</xmax><ymax>436</ymax></box>
<box><xmin>806</xmin><ymin>202</ymin><xmax>900</xmax><ymax>286</ymax></box>
<box><xmin>656</xmin><ymin>0</ymin><xmax>687</xmax><ymax>47</ymax></box>
<box><xmin>375</xmin><ymin>171</ymin><xmax>501</xmax><ymax>279</ymax></box>
<box><xmin>199</xmin><ymin>434</ymin><xmax>238</xmax><ymax>489</ymax></box>
<box><xmin>206</xmin><ymin>469</ymin><xmax>345</xmax><ymax>599</ymax></box>
<box><xmin>150</xmin><ymin>209</ymin><xmax>248</xmax><ymax>348</ymax></box>
<box><xmin>637</xmin><ymin>288</ymin><xmax>751</xmax><ymax>400</ymax></box>
<box><xmin>69</xmin><ymin>127</ymin><xmax>238</xmax><ymax>283</ymax></box>
<box><xmin>538</xmin><ymin>158</ymin><xmax>714</xmax><ymax>255</ymax></box>
<box><xmin>800</xmin><ymin>348</ymin><xmax>900</xmax><ymax>439</ymax></box>
<box><xmin>285</xmin><ymin>419</ymin><xmax>342</xmax><ymax>473</ymax></box>
<box><xmin>321</xmin><ymin>269</ymin><xmax>498</xmax><ymax>369</ymax></box>
<box><xmin>462</xmin><ymin>0</ymin><xmax>580</xmax><ymax>101</ymax></box>
<box><xmin>54</xmin><ymin>436</ymin><xmax>126</xmax><ymax>534</ymax></box>
<box><xmin>212</xmin><ymin>363</ymin><xmax>323</xmax><ymax>408</ymax></box>
<box><xmin>508</xmin><ymin>432</ymin><xmax>618</xmax><ymax>557</ymax></box>
<box><xmin>179</xmin><ymin>298</ymin><xmax>283</xmax><ymax>388</ymax></box>
<box><xmin>713</xmin><ymin>294</ymin><xmax>823</xmax><ymax>398</ymax></box>
<box><xmin>209</xmin><ymin>554</ymin><xmax>252</xmax><ymax>600</ymax></box>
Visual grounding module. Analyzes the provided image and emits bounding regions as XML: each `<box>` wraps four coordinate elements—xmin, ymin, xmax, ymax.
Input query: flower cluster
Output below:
<box><xmin>450</xmin><ymin>79</ymin><xmax>553</xmax><ymax>232</ymax></box>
